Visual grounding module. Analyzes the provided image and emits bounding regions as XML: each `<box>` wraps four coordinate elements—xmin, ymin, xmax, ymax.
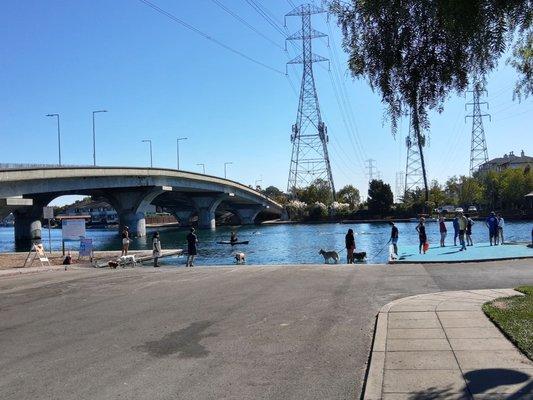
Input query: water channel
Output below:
<box><xmin>1</xmin><ymin>220</ymin><xmax>531</xmax><ymax>265</ymax></box>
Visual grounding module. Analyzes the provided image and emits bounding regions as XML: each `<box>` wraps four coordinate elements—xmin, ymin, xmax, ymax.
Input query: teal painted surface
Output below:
<box><xmin>394</xmin><ymin>242</ymin><xmax>532</xmax><ymax>263</ymax></box>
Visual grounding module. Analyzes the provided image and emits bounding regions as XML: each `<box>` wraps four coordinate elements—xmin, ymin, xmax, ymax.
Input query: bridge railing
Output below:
<box><xmin>0</xmin><ymin>163</ymin><xmax>85</xmax><ymax>170</ymax></box>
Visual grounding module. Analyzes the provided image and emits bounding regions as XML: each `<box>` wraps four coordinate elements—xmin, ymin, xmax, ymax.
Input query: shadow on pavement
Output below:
<box><xmin>405</xmin><ymin>368</ymin><xmax>532</xmax><ymax>399</ymax></box>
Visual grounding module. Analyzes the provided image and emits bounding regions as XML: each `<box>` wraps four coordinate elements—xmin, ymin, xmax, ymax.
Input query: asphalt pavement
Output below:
<box><xmin>0</xmin><ymin>259</ymin><xmax>532</xmax><ymax>400</ymax></box>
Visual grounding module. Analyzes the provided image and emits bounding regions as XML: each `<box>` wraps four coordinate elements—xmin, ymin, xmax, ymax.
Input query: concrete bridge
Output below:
<box><xmin>0</xmin><ymin>167</ymin><xmax>284</xmax><ymax>242</ymax></box>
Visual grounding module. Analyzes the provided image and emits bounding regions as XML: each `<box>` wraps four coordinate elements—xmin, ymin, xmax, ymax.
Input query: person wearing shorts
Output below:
<box><xmin>389</xmin><ymin>221</ymin><xmax>399</xmax><ymax>255</ymax></box>
<box><xmin>486</xmin><ymin>212</ymin><xmax>499</xmax><ymax>246</ymax></box>
<box><xmin>497</xmin><ymin>214</ymin><xmax>505</xmax><ymax>244</ymax></box>
<box><xmin>121</xmin><ymin>226</ymin><xmax>130</xmax><ymax>256</ymax></box>
<box><xmin>465</xmin><ymin>214</ymin><xmax>474</xmax><ymax>246</ymax></box>
<box><xmin>416</xmin><ymin>217</ymin><xmax>427</xmax><ymax>254</ymax></box>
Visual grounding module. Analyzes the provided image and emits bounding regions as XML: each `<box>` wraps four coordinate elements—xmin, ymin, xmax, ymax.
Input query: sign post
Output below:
<box><xmin>43</xmin><ymin>206</ymin><xmax>54</xmax><ymax>254</ymax></box>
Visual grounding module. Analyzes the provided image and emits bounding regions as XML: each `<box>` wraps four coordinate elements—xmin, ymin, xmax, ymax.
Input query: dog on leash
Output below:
<box><xmin>319</xmin><ymin>249</ymin><xmax>339</xmax><ymax>264</ymax></box>
<box><xmin>235</xmin><ymin>252</ymin><xmax>246</xmax><ymax>264</ymax></box>
<box><xmin>353</xmin><ymin>251</ymin><xmax>367</xmax><ymax>262</ymax></box>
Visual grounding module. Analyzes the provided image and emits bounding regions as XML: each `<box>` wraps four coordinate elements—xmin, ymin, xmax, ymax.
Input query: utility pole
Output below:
<box><xmin>285</xmin><ymin>3</ymin><xmax>335</xmax><ymax>201</ymax></box>
<box><xmin>404</xmin><ymin>112</ymin><xmax>426</xmax><ymax>197</ymax></box>
<box><xmin>46</xmin><ymin>114</ymin><xmax>62</xmax><ymax>166</ymax></box>
<box><xmin>92</xmin><ymin>110</ymin><xmax>107</xmax><ymax>166</ymax></box>
<box><xmin>197</xmin><ymin>163</ymin><xmax>206</xmax><ymax>174</ymax></box>
<box><xmin>365</xmin><ymin>159</ymin><xmax>376</xmax><ymax>182</ymax></box>
<box><xmin>142</xmin><ymin>139</ymin><xmax>153</xmax><ymax>168</ymax></box>
<box><xmin>224</xmin><ymin>162</ymin><xmax>232</xmax><ymax>179</ymax></box>
<box><xmin>466</xmin><ymin>82</ymin><xmax>490</xmax><ymax>175</ymax></box>
<box><xmin>176</xmin><ymin>137</ymin><xmax>187</xmax><ymax>170</ymax></box>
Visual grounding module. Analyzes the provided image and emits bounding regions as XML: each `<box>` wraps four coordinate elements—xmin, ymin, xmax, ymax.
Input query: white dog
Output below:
<box><xmin>319</xmin><ymin>249</ymin><xmax>339</xmax><ymax>264</ymax></box>
<box><xmin>234</xmin><ymin>252</ymin><xmax>246</xmax><ymax>264</ymax></box>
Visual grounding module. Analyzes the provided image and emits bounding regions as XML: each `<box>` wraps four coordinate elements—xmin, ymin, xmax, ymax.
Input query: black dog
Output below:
<box><xmin>353</xmin><ymin>252</ymin><xmax>367</xmax><ymax>261</ymax></box>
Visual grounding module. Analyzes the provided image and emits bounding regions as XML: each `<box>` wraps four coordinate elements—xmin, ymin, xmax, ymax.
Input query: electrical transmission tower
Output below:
<box><xmin>395</xmin><ymin>171</ymin><xmax>405</xmax><ymax>202</ymax></box>
<box><xmin>366</xmin><ymin>159</ymin><xmax>376</xmax><ymax>182</ymax></box>
<box><xmin>404</xmin><ymin>113</ymin><xmax>426</xmax><ymax>197</ymax></box>
<box><xmin>286</xmin><ymin>3</ymin><xmax>335</xmax><ymax>199</ymax></box>
<box><xmin>466</xmin><ymin>82</ymin><xmax>490</xmax><ymax>175</ymax></box>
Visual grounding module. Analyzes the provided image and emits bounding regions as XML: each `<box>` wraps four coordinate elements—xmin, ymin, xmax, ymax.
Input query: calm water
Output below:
<box><xmin>1</xmin><ymin>220</ymin><xmax>531</xmax><ymax>265</ymax></box>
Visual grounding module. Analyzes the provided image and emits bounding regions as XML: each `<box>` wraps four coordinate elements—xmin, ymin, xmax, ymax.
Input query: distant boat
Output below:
<box><xmin>217</xmin><ymin>240</ymin><xmax>250</xmax><ymax>245</ymax></box>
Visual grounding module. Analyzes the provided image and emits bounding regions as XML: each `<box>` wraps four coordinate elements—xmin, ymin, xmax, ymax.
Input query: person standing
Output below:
<box><xmin>416</xmin><ymin>217</ymin><xmax>427</xmax><ymax>254</ymax></box>
<box><xmin>389</xmin><ymin>221</ymin><xmax>399</xmax><ymax>255</ymax></box>
<box><xmin>345</xmin><ymin>228</ymin><xmax>355</xmax><ymax>264</ymax></box>
<box><xmin>497</xmin><ymin>214</ymin><xmax>505</xmax><ymax>244</ymax></box>
<box><xmin>439</xmin><ymin>216</ymin><xmax>447</xmax><ymax>247</ymax></box>
<box><xmin>121</xmin><ymin>226</ymin><xmax>130</xmax><ymax>256</ymax></box>
<box><xmin>453</xmin><ymin>216</ymin><xmax>460</xmax><ymax>246</ymax></box>
<box><xmin>458</xmin><ymin>212</ymin><xmax>468</xmax><ymax>251</ymax></box>
<box><xmin>486</xmin><ymin>212</ymin><xmax>499</xmax><ymax>246</ymax></box>
<box><xmin>186</xmin><ymin>227</ymin><xmax>198</xmax><ymax>267</ymax></box>
<box><xmin>152</xmin><ymin>231</ymin><xmax>161</xmax><ymax>267</ymax></box>
<box><xmin>465</xmin><ymin>214</ymin><xmax>474</xmax><ymax>246</ymax></box>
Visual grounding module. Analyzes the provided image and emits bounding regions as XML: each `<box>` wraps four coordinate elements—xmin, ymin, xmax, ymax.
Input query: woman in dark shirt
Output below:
<box><xmin>416</xmin><ymin>217</ymin><xmax>427</xmax><ymax>254</ymax></box>
<box><xmin>345</xmin><ymin>228</ymin><xmax>355</xmax><ymax>264</ymax></box>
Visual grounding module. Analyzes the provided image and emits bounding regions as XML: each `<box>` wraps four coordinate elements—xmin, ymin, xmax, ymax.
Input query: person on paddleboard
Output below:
<box><xmin>230</xmin><ymin>231</ymin><xmax>238</xmax><ymax>244</ymax></box>
<box><xmin>389</xmin><ymin>221</ymin><xmax>399</xmax><ymax>256</ymax></box>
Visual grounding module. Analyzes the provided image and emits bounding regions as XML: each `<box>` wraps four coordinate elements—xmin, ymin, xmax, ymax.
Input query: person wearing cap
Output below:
<box><xmin>486</xmin><ymin>211</ymin><xmax>499</xmax><ymax>246</ymax></box>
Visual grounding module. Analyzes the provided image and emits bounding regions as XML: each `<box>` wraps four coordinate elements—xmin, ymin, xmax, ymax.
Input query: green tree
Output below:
<box><xmin>458</xmin><ymin>176</ymin><xmax>483</xmax><ymax>207</ymax></box>
<box><xmin>296</xmin><ymin>179</ymin><xmax>334</xmax><ymax>205</ymax></box>
<box><xmin>332</xmin><ymin>0</ymin><xmax>531</xmax><ymax>202</ymax></box>
<box><xmin>428</xmin><ymin>180</ymin><xmax>448</xmax><ymax>209</ymax></box>
<box><xmin>336</xmin><ymin>185</ymin><xmax>361</xmax><ymax>209</ymax></box>
<box><xmin>367</xmin><ymin>179</ymin><xmax>394</xmax><ymax>215</ymax></box>
<box><xmin>499</xmin><ymin>168</ymin><xmax>533</xmax><ymax>209</ymax></box>
<box><xmin>262</xmin><ymin>186</ymin><xmax>288</xmax><ymax>204</ymax></box>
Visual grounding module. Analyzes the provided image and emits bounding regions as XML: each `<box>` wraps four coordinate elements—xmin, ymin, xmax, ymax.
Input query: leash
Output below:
<box><xmin>375</xmin><ymin>239</ymin><xmax>391</xmax><ymax>257</ymax></box>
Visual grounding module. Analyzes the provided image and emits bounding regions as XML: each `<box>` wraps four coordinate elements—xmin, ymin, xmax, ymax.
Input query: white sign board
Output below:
<box><xmin>43</xmin><ymin>206</ymin><xmax>54</xmax><ymax>219</ymax></box>
<box><xmin>62</xmin><ymin>219</ymin><xmax>86</xmax><ymax>240</ymax></box>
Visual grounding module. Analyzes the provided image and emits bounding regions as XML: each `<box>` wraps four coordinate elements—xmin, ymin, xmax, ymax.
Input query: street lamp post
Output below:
<box><xmin>46</xmin><ymin>113</ymin><xmax>61</xmax><ymax>166</ymax></box>
<box><xmin>176</xmin><ymin>137</ymin><xmax>188</xmax><ymax>170</ymax></box>
<box><xmin>142</xmin><ymin>139</ymin><xmax>153</xmax><ymax>168</ymax></box>
<box><xmin>197</xmin><ymin>163</ymin><xmax>206</xmax><ymax>174</ymax></box>
<box><xmin>224</xmin><ymin>162</ymin><xmax>233</xmax><ymax>179</ymax></box>
<box><xmin>92</xmin><ymin>110</ymin><xmax>107</xmax><ymax>166</ymax></box>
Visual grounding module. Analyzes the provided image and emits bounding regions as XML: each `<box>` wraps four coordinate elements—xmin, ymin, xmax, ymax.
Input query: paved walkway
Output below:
<box><xmin>364</xmin><ymin>289</ymin><xmax>533</xmax><ymax>399</ymax></box>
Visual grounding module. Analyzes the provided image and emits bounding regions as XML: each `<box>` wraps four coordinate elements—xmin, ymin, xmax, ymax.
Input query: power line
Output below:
<box><xmin>244</xmin><ymin>0</ymin><xmax>287</xmax><ymax>37</ymax></box>
<box><xmin>138</xmin><ymin>0</ymin><xmax>285</xmax><ymax>75</ymax></box>
<box><xmin>209</xmin><ymin>0</ymin><xmax>284</xmax><ymax>50</ymax></box>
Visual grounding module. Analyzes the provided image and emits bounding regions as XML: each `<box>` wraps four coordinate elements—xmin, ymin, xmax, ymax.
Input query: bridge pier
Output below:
<box><xmin>192</xmin><ymin>196</ymin><xmax>224</xmax><ymax>229</ymax></box>
<box><xmin>118</xmin><ymin>211</ymin><xmax>146</xmax><ymax>238</ymax></box>
<box><xmin>13</xmin><ymin>208</ymin><xmax>42</xmax><ymax>243</ymax></box>
<box><xmin>173</xmin><ymin>210</ymin><xmax>194</xmax><ymax>227</ymax></box>
<box><xmin>234</xmin><ymin>205</ymin><xmax>263</xmax><ymax>225</ymax></box>
<box><xmin>107</xmin><ymin>187</ymin><xmax>166</xmax><ymax>238</ymax></box>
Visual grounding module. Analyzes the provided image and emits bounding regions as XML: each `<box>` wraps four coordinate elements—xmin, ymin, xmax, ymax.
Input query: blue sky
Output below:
<box><xmin>1</xmin><ymin>0</ymin><xmax>531</xmax><ymax>205</ymax></box>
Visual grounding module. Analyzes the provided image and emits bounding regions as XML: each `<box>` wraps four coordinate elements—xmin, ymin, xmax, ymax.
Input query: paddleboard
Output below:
<box><xmin>216</xmin><ymin>241</ymin><xmax>250</xmax><ymax>245</ymax></box>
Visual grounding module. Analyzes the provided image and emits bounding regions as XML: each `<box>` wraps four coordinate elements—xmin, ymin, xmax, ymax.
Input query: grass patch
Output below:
<box><xmin>482</xmin><ymin>286</ymin><xmax>533</xmax><ymax>360</ymax></box>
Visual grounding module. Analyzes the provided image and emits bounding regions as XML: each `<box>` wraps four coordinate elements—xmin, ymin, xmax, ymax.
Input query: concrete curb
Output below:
<box><xmin>362</xmin><ymin>289</ymin><xmax>532</xmax><ymax>399</ymax></box>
